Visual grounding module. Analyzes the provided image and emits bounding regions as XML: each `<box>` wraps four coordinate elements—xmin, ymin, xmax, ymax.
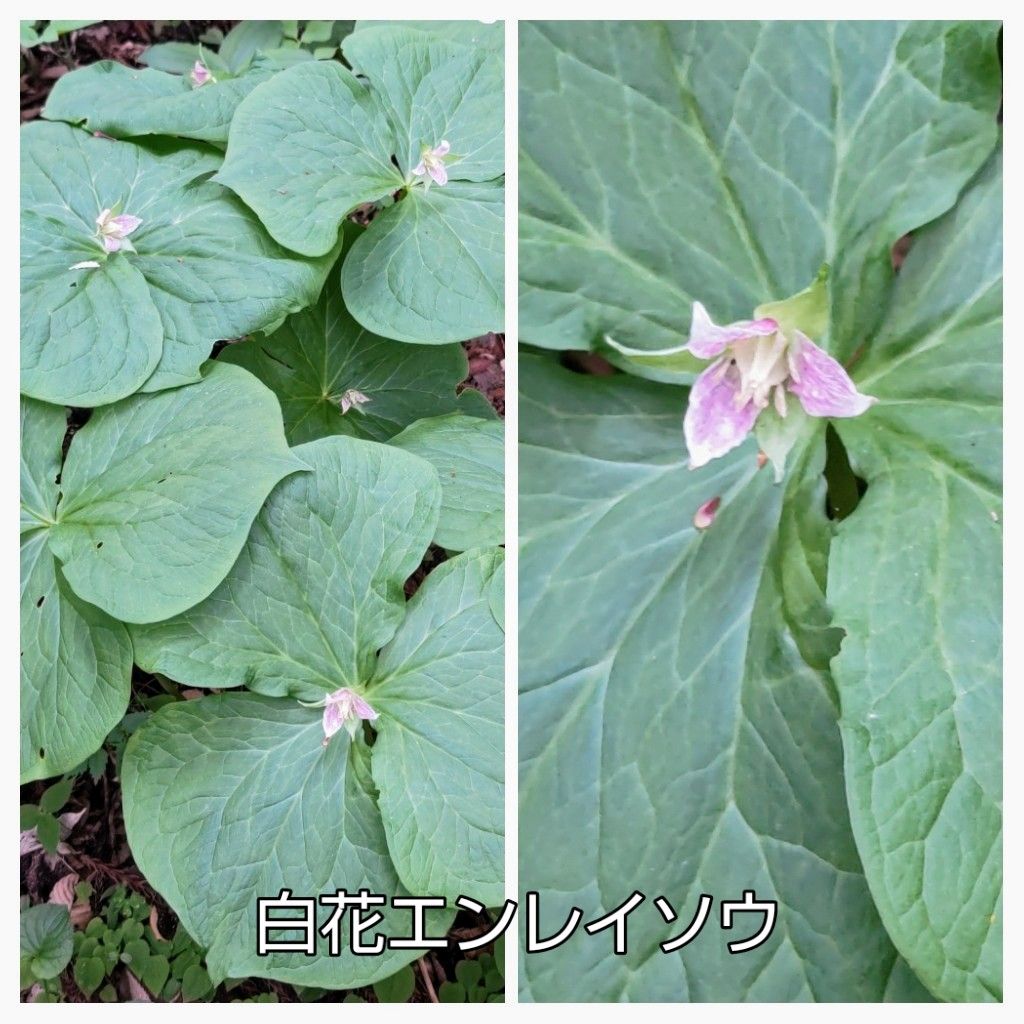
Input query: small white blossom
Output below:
<box><xmin>96</xmin><ymin>208</ymin><xmax>142</xmax><ymax>254</ymax></box>
<box><xmin>412</xmin><ymin>140</ymin><xmax>451</xmax><ymax>187</ymax></box>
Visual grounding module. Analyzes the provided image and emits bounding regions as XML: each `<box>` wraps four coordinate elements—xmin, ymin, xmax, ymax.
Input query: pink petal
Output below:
<box><xmin>103</xmin><ymin>236</ymin><xmax>122</xmax><ymax>253</ymax></box>
<box><xmin>110</xmin><ymin>214</ymin><xmax>142</xmax><ymax>235</ymax></box>
<box><xmin>322</xmin><ymin>702</ymin><xmax>344</xmax><ymax>738</ymax></box>
<box><xmin>428</xmin><ymin>162</ymin><xmax>448</xmax><ymax>186</ymax></box>
<box><xmin>684</xmin><ymin>361</ymin><xmax>760</xmax><ymax>469</ymax></box>
<box><xmin>434</xmin><ymin>140</ymin><xmax>451</xmax><ymax>156</ymax></box>
<box><xmin>96</xmin><ymin>208</ymin><xmax>111</xmax><ymax>227</ymax></box>
<box><xmin>787</xmin><ymin>332</ymin><xmax>876</xmax><ymax>418</ymax></box>
<box><xmin>412</xmin><ymin>160</ymin><xmax>426</xmax><ymax>176</ymax></box>
<box><xmin>351</xmin><ymin>694</ymin><xmax>379</xmax><ymax>721</ymax></box>
<box><xmin>686</xmin><ymin>302</ymin><xmax>778</xmax><ymax>360</ymax></box>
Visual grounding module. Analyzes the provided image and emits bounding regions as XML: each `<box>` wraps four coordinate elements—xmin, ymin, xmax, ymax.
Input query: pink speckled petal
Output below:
<box><xmin>686</xmin><ymin>301</ymin><xmax>778</xmax><ymax>360</ymax></box>
<box><xmin>412</xmin><ymin>160</ymin><xmax>426</xmax><ymax>176</ymax></box>
<box><xmin>428</xmin><ymin>162</ymin><xmax>448</xmax><ymax>186</ymax></box>
<box><xmin>351</xmin><ymin>694</ymin><xmax>379</xmax><ymax>721</ymax></box>
<box><xmin>322</xmin><ymin>701</ymin><xmax>345</xmax><ymax>738</ymax></box>
<box><xmin>684</xmin><ymin>361</ymin><xmax>760</xmax><ymax>469</ymax></box>
<box><xmin>110</xmin><ymin>214</ymin><xmax>142</xmax><ymax>235</ymax></box>
<box><xmin>787</xmin><ymin>332</ymin><xmax>876</xmax><ymax>418</ymax></box>
<box><xmin>102</xmin><ymin>236</ymin><xmax>122</xmax><ymax>253</ymax></box>
<box><xmin>434</xmin><ymin>140</ymin><xmax>451</xmax><ymax>156</ymax></box>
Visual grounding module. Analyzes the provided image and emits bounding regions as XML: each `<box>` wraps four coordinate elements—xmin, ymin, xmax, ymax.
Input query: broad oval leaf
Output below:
<box><xmin>390</xmin><ymin>414</ymin><xmax>504</xmax><ymax>551</ymax></box>
<box><xmin>20</xmin><ymin>904</ymin><xmax>73</xmax><ymax>981</ymax></box>
<box><xmin>218</xmin><ymin>27</ymin><xmax>504</xmax><ymax>342</ymax></box>
<box><xmin>20</xmin><ymin>398</ymin><xmax>130</xmax><ymax>782</ymax></box>
<box><xmin>371</xmin><ymin>548</ymin><xmax>505</xmax><ymax>905</ymax></box>
<box><xmin>520</xmin><ymin>21</ymin><xmax>1001</xmax><ymax>363</ymax></box>
<box><xmin>43</xmin><ymin>60</ymin><xmax>280</xmax><ymax>145</ymax></box>
<box><xmin>829</xmin><ymin>153</ymin><xmax>1002</xmax><ymax>1001</ymax></box>
<box><xmin>130</xmin><ymin>435</ymin><xmax>441</xmax><ymax>696</ymax></box>
<box><xmin>47</xmin><ymin>361</ymin><xmax>303</xmax><ymax>624</ymax></box>
<box><xmin>122</xmin><ymin>693</ymin><xmax>452</xmax><ymax>988</ymax></box>
<box><xmin>21</xmin><ymin>122</ymin><xmax>337</xmax><ymax>406</ymax></box>
<box><xmin>340</xmin><ymin>180</ymin><xmax>503</xmax><ymax>344</ymax></box>
<box><xmin>219</xmin><ymin>238</ymin><xmax>494</xmax><ymax>445</ymax></box>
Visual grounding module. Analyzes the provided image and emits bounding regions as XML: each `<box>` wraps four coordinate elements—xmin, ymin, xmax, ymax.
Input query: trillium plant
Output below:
<box><xmin>520</xmin><ymin>19</ymin><xmax>1002</xmax><ymax>1005</ymax></box>
<box><xmin>21</xmin><ymin>19</ymin><xmax>505</xmax><ymax>996</ymax></box>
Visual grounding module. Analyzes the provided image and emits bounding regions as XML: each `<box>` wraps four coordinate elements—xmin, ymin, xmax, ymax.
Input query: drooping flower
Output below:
<box><xmin>300</xmin><ymin>687</ymin><xmax>379</xmax><ymax>745</ymax></box>
<box><xmin>339</xmin><ymin>389</ymin><xmax>371</xmax><ymax>415</ymax></box>
<box><xmin>683</xmin><ymin>301</ymin><xmax>875</xmax><ymax>470</ymax></box>
<box><xmin>412</xmin><ymin>140</ymin><xmax>451</xmax><ymax>187</ymax></box>
<box><xmin>190</xmin><ymin>61</ymin><xmax>216</xmax><ymax>88</ymax></box>
<box><xmin>95</xmin><ymin>208</ymin><xmax>142</xmax><ymax>254</ymax></box>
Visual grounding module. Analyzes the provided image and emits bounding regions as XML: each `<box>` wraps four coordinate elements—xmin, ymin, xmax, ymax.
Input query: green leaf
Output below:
<box><xmin>371</xmin><ymin>548</ymin><xmax>505</xmax><ymax>905</ymax></box>
<box><xmin>390</xmin><ymin>415</ymin><xmax>504</xmax><ymax>551</ymax></box>
<box><xmin>438</xmin><ymin>980</ymin><xmax>465</xmax><ymax>1002</ymax></box>
<box><xmin>372</xmin><ymin>964</ymin><xmax>415</xmax><ymax>1003</ymax></box>
<box><xmin>340</xmin><ymin>180</ymin><xmax>503</xmax><ymax>344</ymax></box>
<box><xmin>218</xmin><ymin>28</ymin><xmax>503</xmax><ymax>342</ymax></box>
<box><xmin>216</xmin><ymin>60</ymin><xmax>403</xmax><ymax>258</ymax></box>
<box><xmin>39</xmin><ymin>362</ymin><xmax>302</xmax><ymax>625</ymax></box>
<box><xmin>121</xmin><ymin>693</ymin><xmax>453</xmax><ymax>988</ymax></box>
<box><xmin>218</xmin><ymin>21</ymin><xmax>285</xmax><ymax>73</ymax></box>
<box><xmin>21</xmin><ymin>122</ymin><xmax>337</xmax><ymax>405</ymax></box>
<box><xmin>829</xmin><ymin>153</ymin><xmax>1002</xmax><ymax>1001</ymax></box>
<box><xmin>35</xmin><ymin>812</ymin><xmax>61</xmax><ymax>853</ymax></box>
<box><xmin>21</xmin><ymin>905</ymin><xmax>73</xmax><ymax>981</ymax></box>
<box><xmin>218</xmin><ymin>237</ymin><xmax>494</xmax><ymax>446</ymax></box>
<box><xmin>519</xmin><ymin>21</ymin><xmax>1001</xmax><ymax>363</ymax></box>
<box><xmin>43</xmin><ymin>60</ymin><xmax>280</xmax><ymax>145</ymax></box>
<box><xmin>352</xmin><ymin>20</ymin><xmax>504</xmax><ymax>53</ymax></box>
<box><xmin>39</xmin><ymin>778</ymin><xmax>73</xmax><ymax>813</ymax></box>
<box><xmin>139</xmin><ymin>42</ymin><xmax>207</xmax><ymax>74</ymax></box>
<box><xmin>130</xmin><ymin>436</ymin><xmax>441</xmax><ymax>697</ymax></box>
<box><xmin>73</xmin><ymin>955</ymin><xmax>106</xmax><ymax>996</ymax></box>
<box><xmin>21</xmin><ymin>398</ymin><xmax>131</xmax><ymax>782</ymax></box>
<box><xmin>518</xmin><ymin>356</ymin><xmax>905</xmax><ymax>1001</ymax></box>
<box><xmin>180</xmin><ymin>963</ymin><xmax>214</xmax><ymax>1001</ymax></box>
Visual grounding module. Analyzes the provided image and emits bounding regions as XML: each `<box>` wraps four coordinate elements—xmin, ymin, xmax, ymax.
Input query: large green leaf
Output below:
<box><xmin>390</xmin><ymin>414</ymin><xmax>504</xmax><ymax>551</ymax></box>
<box><xmin>218</xmin><ymin>238</ymin><xmax>494</xmax><ymax>446</ymax></box>
<box><xmin>371</xmin><ymin>548</ymin><xmax>505</xmax><ymax>905</ymax></box>
<box><xmin>20</xmin><ymin>398</ymin><xmax>131</xmax><ymax>782</ymax></box>
<box><xmin>42</xmin><ymin>60</ymin><xmax>280</xmax><ymax>145</ymax></box>
<box><xmin>130</xmin><ymin>436</ymin><xmax>442</xmax><ymax>697</ymax></box>
<box><xmin>352</xmin><ymin>20</ymin><xmax>504</xmax><ymax>53</ymax></box>
<box><xmin>40</xmin><ymin>362</ymin><xmax>302</xmax><ymax>624</ymax></box>
<box><xmin>519</xmin><ymin>357</ymin><xmax>906</xmax><ymax>1001</ymax></box>
<box><xmin>519</xmin><ymin>21</ymin><xmax>1000</xmax><ymax>364</ymax></box>
<box><xmin>217</xmin><ymin>25</ymin><xmax>503</xmax><ymax>342</ymax></box>
<box><xmin>21</xmin><ymin>122</ymin><xmax>336</xmax><ymax>406</ymax></box>
<box><xmin>122</xmin><ymin>694</ymin><xmax>451</xmax><ymax>988</ymax></box>
<box><xmin>339</xmin><ymin>180</ymin><xmax>503</xmax><ymax>344</ymax></box>
<box><xmin>828</xmin><ymin>154</ymin><xmax>1002</xmax><ymax>1001</ymax></box>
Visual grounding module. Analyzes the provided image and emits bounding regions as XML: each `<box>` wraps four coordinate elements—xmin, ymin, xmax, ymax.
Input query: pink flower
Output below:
<box><xmin>301</xmin><ymin>687</ymin><xmax>379</xmax><ymax>744</ymax></box>
<box><xmin>683</xmin><ymin>302</ymin><xmax>875</xmax><ymax>470</ymax></box>
<box><xmin>95</xmin><ymin>208</ymin><xmax>142</xmax><ymax>254</ymax></box>
<box><xmin>190</xmin><ymin>61</ymin><xmax>215</xmax><ymax>88</ymax></box>
<box><xmin>412</xmin><ymin>140</ymin><xmax>451</xmax><ymax>187</ymax></box>
<box><xmin>339</xmin><ymin>389</ymin><xmax>371</xmax><ymax>415</ymax></box>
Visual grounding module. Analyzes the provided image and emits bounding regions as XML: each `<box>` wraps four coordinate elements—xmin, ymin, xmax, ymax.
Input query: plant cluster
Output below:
<box><xmin>21</xmin><ymin>19</ymin><xmax>505</xmax><ymax>996</ymax></box>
